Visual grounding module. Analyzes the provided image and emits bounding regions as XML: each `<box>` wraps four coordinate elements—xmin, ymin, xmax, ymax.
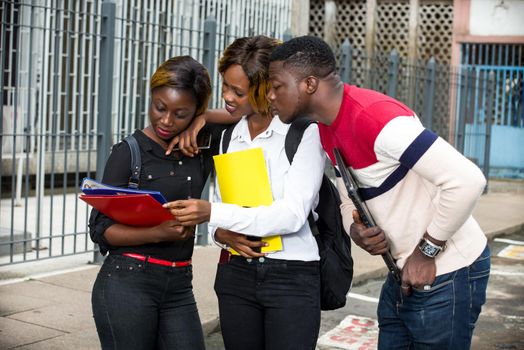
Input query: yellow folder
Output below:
<box><xmin>213</xmin><ymin>147</ymin><xmax>283</xmax><ymax>254</ymax></box>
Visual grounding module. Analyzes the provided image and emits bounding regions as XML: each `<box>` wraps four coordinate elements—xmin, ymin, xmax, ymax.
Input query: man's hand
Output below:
<box><xmin>163</xmin><ymin>199</ymin><xmax>211</xmax><ymax>226</ymax></box>
<box><xmin>400</xmin><ymin>246</ymin><xmax>436</xmax><ymax>296</ymax></box>
<box><xmin>400</xmin><ymin>232</ymin><xmax>444</xmax><ymax>296</ymax></box>
<box><xmin>152</xmin><ymin>220</ymin><xmax>195</xmax><ymax>242</ymax></box>
<box><xmin>350</xmin><ymin>210</ymin><xmax>389</xmax><ymax>255</ymax></box>
<box><xmin>165</xmin><ymin>114</ymin><xmax>206</xmax><ymax>157</ymax></box>
<box><xmin>216</xmin><ymin>228</ymin><xmax>267</xmax><ymax>258</ymax></box>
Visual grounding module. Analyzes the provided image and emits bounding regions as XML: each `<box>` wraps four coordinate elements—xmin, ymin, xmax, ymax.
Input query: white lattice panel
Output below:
<box><xmin>418</xmin><ymin>0</ymin><xmax>453</xmax><ymax>64</ymax></box>
<box><xmin>308</xmin><ymin>0</ymin><xmax>453</xmax><ymax>64</ymax></box>
<box><xmin>309</xmin><ymin>0</ymin><xmax>324</xmax><ymax>38</ymax></box>
<box><xmin>335</xmin><ymin>0</ymin><xmax>367</xmax><ymax>52</ymax></box>
<box><xmin>375</xmin><ymin>0</ymin><xmax>411</xmax><ymax>56</ymax></box>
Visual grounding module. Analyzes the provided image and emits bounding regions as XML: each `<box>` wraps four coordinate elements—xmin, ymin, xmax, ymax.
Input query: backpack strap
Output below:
<box><xmin>285</xmin><ymin>118</ymin><xmax>315</xmax><ymax>163</ymax></box>
<box><xmin>221</xmin><ymin>123</ymin><xmax>236</xmax><ymax>154</ymax></box>
<box><xmin>123</xmin><ymin>135</ymin><xmax>141</xmax><ymax>189</ymax></box>
<box><xmin>284</xmin><ymin>118</ymin><xmax>320</xmax><ymax>235</ymax></box>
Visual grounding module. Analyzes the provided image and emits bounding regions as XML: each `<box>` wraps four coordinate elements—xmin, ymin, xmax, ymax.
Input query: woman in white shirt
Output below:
<box><xmin>165</xmin><ymin>36</ymin><xmax>326</xmax><ymax>350</ymax></box>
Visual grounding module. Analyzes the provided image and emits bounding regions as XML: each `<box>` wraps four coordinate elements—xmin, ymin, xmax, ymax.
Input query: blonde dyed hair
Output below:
<box><xmin>218</xmin><ymin>36</ymin><xmax>281</xmax><ymax>116</ymax></box>
<box><xmin>150</xmin><ymin>56</ymin><xmax>211</xmax><ymax>116</ymax></box>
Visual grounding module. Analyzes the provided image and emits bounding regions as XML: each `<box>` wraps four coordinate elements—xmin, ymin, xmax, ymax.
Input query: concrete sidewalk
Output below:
<box><xmin>1</xmin><ymin>191</ymin><xmax>523</xmax><ymax>349</ymax></box>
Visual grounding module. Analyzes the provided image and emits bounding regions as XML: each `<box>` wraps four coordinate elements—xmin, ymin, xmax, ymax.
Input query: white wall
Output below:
<box><xmin>469</xmin><ymin>0</ymin><xmax>524</xmax><ymax>36</ymax></box>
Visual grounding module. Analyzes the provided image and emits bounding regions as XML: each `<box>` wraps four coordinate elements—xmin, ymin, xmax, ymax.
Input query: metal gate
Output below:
<box><xmin>456</xmin><ymin>43</ymin><xmax>524</xmax><ymax>179</ymax></box>
<box><xmin>0</xmin><ymin>0</ymin><xmax>292</xmax><ymax>266</ymax></box>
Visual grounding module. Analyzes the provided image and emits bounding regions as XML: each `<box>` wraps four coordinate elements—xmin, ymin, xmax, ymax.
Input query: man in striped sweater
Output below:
<box><xmin>267</xmin><ymin>36</ymin><xmax>490</xmax><ymax>350</ymax></box>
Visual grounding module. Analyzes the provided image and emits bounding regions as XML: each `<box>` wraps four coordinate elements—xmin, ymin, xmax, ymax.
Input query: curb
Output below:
<box><xmin>351</xmin><ymin>267</ymin><xmax>388</xmax><ymax>286</ymax></box>
<box><xmin>202</xmin><ymin>317</ymin><xmax>221</xmax><ymax>336</ymax></box>
<box><xmin>485</xmin><ymin>223</ymin><xmax>524</xmax><ymax>240</ymax></box>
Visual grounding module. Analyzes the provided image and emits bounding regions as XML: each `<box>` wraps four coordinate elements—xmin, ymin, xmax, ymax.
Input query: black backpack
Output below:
<box><xmin>221</xmin><ymin>118</ymin><xmax>354</xmax><ymax>310</ymax></box>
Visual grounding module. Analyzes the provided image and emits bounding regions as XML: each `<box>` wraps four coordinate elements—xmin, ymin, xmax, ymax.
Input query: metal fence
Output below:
<box><xmin>0</xmin><ymin>0</ymin><xmax>292</xmax><ymax>265</ymax></box>
<box><xmin>0</xmin><ymin>0</ymin><xmax>495</xmax><ymax>266</ymax></box>
<box><xmin>339</xmin><ymin>39</ymin><xmax>456</xmax><ymax>140</ymax></box>
<box><xmin>459</xmin><ymin>43</ymin><xmax>523</xmax><ymax>179</ymax></box>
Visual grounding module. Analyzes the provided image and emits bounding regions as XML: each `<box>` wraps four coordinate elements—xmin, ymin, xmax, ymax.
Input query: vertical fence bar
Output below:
<box><xmin>93</xmin><ymin>2</ymin><xmax>116</xmax><ymax>263</ymax></box>
<box><xmin>387</xmin><ymin>49</ymin><xmax>399</xmax><ymax>98</ymax></box>
<box><xmin>21</xmin><ymin>2</ymin><xmax>35</xmax><ymax>259</ymax></box>
<box><xmin>197</xmin><ymin>16</ymin><xmax>217</xmax><ymax>246</ymax></box>
<box><xmin>465</xmin><ymin>69</ymin><xmax>476</xmax><ymax>158</ymax></box>
<box><xmin>202</xmin><ymin>16</ymin><xmax>217</xmax><ymax>108</ymax></box>
<box><xmin>423</xmin><ymin>57</ymin><xmax>436</xmax><ymax>130</ymax></box>
<box><xmin>456</xmin><ymin>67</ymin><xmax>469</xmax><ymax>153</ymax></box>
<box><xmin>483</xmin><ymin>71</ymin><xmax>495</xmax><ymax>194</ymax></box>
<box><xmin>48</xmin><ymin>1</ymin><xmax>63</xmax><ymax>257</ymax></box>
<box><xmin>339</xmin><ymin>39</ymin><xmax>352</xmax><ymax>84</ymax></box>
<box><xmin>0</xmin><ymin>0</ymin><xmax>7</xmax><ymax>219</ymax></box>
<box><xmin>283</xmin><ymin>28</ymin><xmax>292</xmax><ymax>42</ymax></box>
<box><xmin>6</xmin><ymin>1</ymin><xmax>17</xmax><ymax>261</ymax></box>
<box><xmin>97</xmin><ymin>2</ymin><xmax>116</xmax><ymax>180</ymax></box>
<box><xmin>61</xmin><ymin>1</ymin><xmax>74</xmax><ymax>254</ymax></box>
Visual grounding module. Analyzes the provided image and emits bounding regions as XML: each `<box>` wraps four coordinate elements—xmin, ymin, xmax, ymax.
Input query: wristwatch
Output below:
<box><xmin>418</xmin><ymin>238</ymin><xmax>445</xmax><ymax>258</ymax></box>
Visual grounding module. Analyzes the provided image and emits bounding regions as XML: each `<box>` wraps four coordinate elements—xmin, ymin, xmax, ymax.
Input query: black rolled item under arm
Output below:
<box><xmin>333</xmin><ymin>148</ymin><xmax>402</xmax><ymax>283</ymax></box>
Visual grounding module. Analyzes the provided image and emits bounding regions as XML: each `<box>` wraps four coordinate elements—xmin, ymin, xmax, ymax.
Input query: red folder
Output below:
<box><xmin>80</xmin><ymin>194</ymin><xmax>174</xmax><ymax>227</ymax></box>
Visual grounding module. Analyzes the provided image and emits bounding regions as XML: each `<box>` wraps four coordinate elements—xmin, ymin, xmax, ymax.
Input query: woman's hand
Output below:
<box><xmin>163</xmin><ymin>199</ymin><xmax>211</xmax><ymax>226</ymax></box>
<box><xmin>152</xmin><ymin>220</ymin><xmax>195</xmax><ymax>242</ymax></box>
<box><xmin>165</xmin><ymin>114</ymin><xmax>206</xmax><ymax>157</ymax></box>
<box><xmin>216</xmin><ymin>229</ymin><xmax>267</xmax><ymax>258</ymax></box>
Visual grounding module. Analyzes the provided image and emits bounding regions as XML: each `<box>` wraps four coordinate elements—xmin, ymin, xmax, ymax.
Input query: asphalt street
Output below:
<box><xmin>205</xmin><ymin>231</ymin><xmax>524</xmax><ymax>350</ymax></box>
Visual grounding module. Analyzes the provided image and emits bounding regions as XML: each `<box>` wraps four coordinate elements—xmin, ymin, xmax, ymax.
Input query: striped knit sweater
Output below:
<box><xmin>320</xmin><ymin>84</ymin><xmax>487</xmax><ymax>276</ymax></box>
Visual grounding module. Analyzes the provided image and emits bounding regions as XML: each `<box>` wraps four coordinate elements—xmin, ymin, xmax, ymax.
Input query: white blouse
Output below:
<box><xmin>209</xmin><ymin>115</ymin><xmax>326</xmax><ymax>261</ymax></box>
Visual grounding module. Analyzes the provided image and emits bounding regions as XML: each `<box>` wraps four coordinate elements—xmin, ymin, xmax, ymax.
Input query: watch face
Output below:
<box><xmin>422</xmin><ymin>244</ymin><xmax>437</xmax><ymax>256</ymax></box>
<box><xmin>419</xmin><ymin>240</ymin><xmax>440</xmax><ymax>257</ymax></box>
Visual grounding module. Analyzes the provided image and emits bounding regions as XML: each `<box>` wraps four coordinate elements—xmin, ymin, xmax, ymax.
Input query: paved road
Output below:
<box><xmin>205</xmin><ymin>230</ymin><xmax>524</xmax><ymax>350</ymax></box>
<box><xmin>1</xmin><ymin>189</ymin><xmax>522</xmax><ymax>349</ymax></box>
<box><xmin>472</xmin><ymin>231</ymin><xmax>524</xmax><ymax>350</ymax></box>
<box><xmin>316</xmin><ymin>230</ymin><xmax>524</xmax><ymax>350</ymax></box>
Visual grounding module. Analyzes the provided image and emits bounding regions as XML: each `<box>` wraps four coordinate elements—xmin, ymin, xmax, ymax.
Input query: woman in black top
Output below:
<box><xmin>89</xmin><ymin>56</ymin><xmax>220</xmax><ymax>350</ymax></box>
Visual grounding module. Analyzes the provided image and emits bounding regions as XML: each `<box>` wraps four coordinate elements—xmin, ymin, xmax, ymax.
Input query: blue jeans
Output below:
<box><xmin>214</xmin><ymin>256</ymin><xmax>321</xmax><ymax>350</ymax></box>
<box><xmin>378</xmin><ymin>245</ymin><xmax>490</xmax><ymax>350</ymax></box>
<box><xmin>92</xmin><ymin>255</ymin><xmax>205</xmax><ymax>350</ymax></box>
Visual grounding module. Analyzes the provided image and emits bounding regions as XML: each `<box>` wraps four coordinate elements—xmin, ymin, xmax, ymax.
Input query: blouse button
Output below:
<box><xmin>147</xmin><ymin>175</ymin><xmax>152</xmax><ymax>180</ymax></box>
<box><xmin>178</xmin><ymin>161</ymin><xmax>183</xmax><ymax>166</ymax></box>
<box><xmin>169</xmin><ymin>171</ymin><xmax>175</xmax><ymax>176</ymax></box>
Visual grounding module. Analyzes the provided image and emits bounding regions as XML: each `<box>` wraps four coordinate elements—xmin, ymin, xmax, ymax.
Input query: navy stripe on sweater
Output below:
<box><xmin>359</xmin><ymin>129</ymin><xmax>438</xmax><ymax>201</ymax></box>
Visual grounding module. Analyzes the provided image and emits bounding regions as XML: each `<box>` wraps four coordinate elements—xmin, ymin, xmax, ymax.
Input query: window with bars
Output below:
<box><xmin>461</xmin><ymin>43</ymin><xmax>524</xmax><ymax>128</ymax></box>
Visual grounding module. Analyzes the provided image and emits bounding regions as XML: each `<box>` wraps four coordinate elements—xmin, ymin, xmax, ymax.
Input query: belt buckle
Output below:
<box><xmin>171</xmin><ymin>262</ymin><xmax>177</xmax><ymax>267</ymax></box>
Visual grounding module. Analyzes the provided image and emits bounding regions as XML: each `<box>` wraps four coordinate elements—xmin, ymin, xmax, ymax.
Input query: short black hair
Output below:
<box><xmin>269</xmin><ymin>36</ymin><xmax>336</xmax><ymax>79</ymax></box>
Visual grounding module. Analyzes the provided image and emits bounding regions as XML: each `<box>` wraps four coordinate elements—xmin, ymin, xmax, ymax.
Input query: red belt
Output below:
<box><xmin>122</xmin><ymin>253</ymin><xmax>192</xmax><ymax>267</ymax></box>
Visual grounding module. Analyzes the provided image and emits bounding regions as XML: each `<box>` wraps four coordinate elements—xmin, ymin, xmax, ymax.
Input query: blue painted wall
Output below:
<box><xmin>490</xmin><ymin>125</ymin><xmax>524</xmax><ymax>168</ymax></box>
<box><xmin>464</xmin><ymin>124</ymin><xmax>524</xmax><ymax>177</ymax></box>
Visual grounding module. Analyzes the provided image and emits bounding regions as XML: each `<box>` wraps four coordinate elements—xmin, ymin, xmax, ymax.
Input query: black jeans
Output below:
<box><xmin>92</xmin><ymin>255</ymin><xmax>205</xmax><ymax>350</ymax></box>
<box><xmin>214</xmin><ymin>256</ymin><xmax>321</xmax><ymax>350</ymax></box>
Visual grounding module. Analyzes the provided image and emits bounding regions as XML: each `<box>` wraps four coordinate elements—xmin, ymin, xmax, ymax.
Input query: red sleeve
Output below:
<box><xmin>318</xmin><ymin>123</ymin><xmax>335</xmax><ymax>165</ymax></box>
<box><xmin>344</xmin><ymin>101</ymin><xmax>415</xmax><ymax>169</ymax></box>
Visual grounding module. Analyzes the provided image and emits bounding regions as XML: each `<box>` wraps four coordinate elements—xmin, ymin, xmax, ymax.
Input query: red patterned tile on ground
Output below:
<box><xmin>318</xmin><ymin>315</ymin><xmax>378</xmax><ymax>350</ymax></box>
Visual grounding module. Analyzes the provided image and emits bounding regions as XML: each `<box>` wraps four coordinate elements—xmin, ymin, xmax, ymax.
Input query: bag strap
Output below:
<box><xmin>284</xmin><ymin>118</ymin><xmax>320</xmax><ymax>236</ymax></box>
<box><xmin>284</xmin><ymin>118</ymin><xmax>315</xmax><ymax>163</ymax></box>
<box><xmin>123</xmin><ymin>135</ymin><xmax>141</xmax><ymax>189</ymax></box>
<box><xmin>221</xmin><ymin>123</ymin><xmax>236</xmax><ymax>154</ymax></box>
